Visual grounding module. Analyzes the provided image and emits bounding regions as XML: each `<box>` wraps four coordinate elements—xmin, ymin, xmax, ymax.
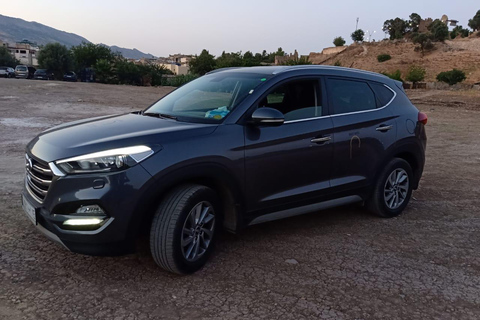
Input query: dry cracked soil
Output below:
<box><xmin>1</xmin><ymin>79</ymin><xmax>480</xmax><ymax>319</ymax></box>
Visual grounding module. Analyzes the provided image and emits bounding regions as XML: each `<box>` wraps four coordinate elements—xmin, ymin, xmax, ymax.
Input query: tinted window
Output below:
<box><xmin>370</xmin><ymin>82</ymin><xmax>394</xmax><ymax>107</ymax></box>
<box><xmin>328</xmin><ymin>79</ymin><xmax>376</xmax><ymax>115</ymax></box>
<box><xmin>260</xmin><ymin>79</ymin><xmax>322</xmax><ymax>121</ymax></box>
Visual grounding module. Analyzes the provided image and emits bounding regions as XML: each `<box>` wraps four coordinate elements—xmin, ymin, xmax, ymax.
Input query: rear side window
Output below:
<box><xmin>370</xmin><ymin>83</ymin><xmax>395</xmax><ymax>107</ymax></box>
<box><xmin>327</xmin><ymin>79</ymin><xmax>376</xmax><ymax>115</ymax></box>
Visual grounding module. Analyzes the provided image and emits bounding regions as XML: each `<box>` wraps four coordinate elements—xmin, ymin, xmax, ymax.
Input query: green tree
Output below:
<box><xmin>188</xmin><ymin>49</ymin><xmax>216</xmax><ymax>75</ymax></box>
<box><xmin>71</xmin><ymin>42</ymin><xmax>116</xmax><ymax>73</ymax></box>
<box><xmin>406</xmin><ymin>65</ymin><xmax>426</xmax><ymax>86</ymax></box>
<box><xmin>408</xmin><ymin>13</ymin><xmax>422</xmax><ymax>32</ymax></box>
<box><xmin>216</xmin><ymin>51</ymin><xmax>243</xmax><ymax>68</ymax></box>
<box><xmin>242</xmin><ymin>51</ymin><xmax>260</xmax><ymax>67</ymax></box>
<box><xmin>468</xmin><ymin>10</ymin><xmax>480</xmax><ymax>31</ymax></box>
<box><xmin>436</xmin><ymin>69</ymin><xmax>466</xmax><ymax>85</ymax></box>
<box><xmin>333</xmin><ymin>36</ymin><xmax>346</xmax><ymax>47</ymax></box>
<box><xmin>351</xmin><ymin>29</ymin><xmax>365</xmax><ymax>42</ymax></box>
<box><xmin>0</xmin><ymin>46</ymin><xmax>19</xmax><ymax>67</ymax></box>
<box><xmin>383</xmin><ymin>18</ymin><xmax>408</xmax><ymax>40</ymax></box>
<box><xmin>450</xmin><ymin>26</ymin><xmax>470</xmax><ymax>39</ymax></box>
<box><xmin>37</xmin><ymin>43</ymin><xmax>73</xmax><ymax>79</ymax></box>
<box><xmin>94</xmin><ymin>59</ymin><xmax>115</xmax><ymax>84</ymax></box>
<box><xmin>428</xmin><ymin>19</ymin><xmax>449</xmax><ymax>41</ymax></box>
<box><xmin>412</xmin><ymin>32</ymin><xmax>434</xmax><ymax>55</ymax></box>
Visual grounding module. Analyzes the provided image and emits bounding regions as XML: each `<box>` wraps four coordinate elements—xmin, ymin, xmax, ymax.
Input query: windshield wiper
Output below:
<box><xmin>143</xmin><ymin>112</ymin><xmax>178</xmax><ymax>121</ymax></box>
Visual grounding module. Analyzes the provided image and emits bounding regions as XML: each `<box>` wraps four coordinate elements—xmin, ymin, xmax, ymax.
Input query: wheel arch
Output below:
<box><xmin>131</xmin><ymin>163</ymin><xmax>245</xmax><ymax>241</ymax></box>
<box><xmin>388</xmin><ymin>139</ymin><xmax>425</xmax><ymax>190</ymax></box>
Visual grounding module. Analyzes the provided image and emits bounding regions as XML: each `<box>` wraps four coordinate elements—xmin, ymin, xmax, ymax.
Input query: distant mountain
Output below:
<box><xmin>0</xmin><ymin>14</ymin><xmax>156</xmax><ymax>59</ymax></box>
<box><xmin>102</xmin><ymin>44</ymin><xmax>156</xmax><ymax>60</ymax></box>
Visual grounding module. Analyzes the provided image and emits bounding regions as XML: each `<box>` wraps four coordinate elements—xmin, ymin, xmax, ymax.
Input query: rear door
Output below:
<box><xmin>326</xmin><ymin>77</ymin><xmax>397</xmax><ymax>190</ymax></box>
<box><xmin>244</xmin><ymin>77</ymin><xmax>334</xmax><ymax>212</ymax></box>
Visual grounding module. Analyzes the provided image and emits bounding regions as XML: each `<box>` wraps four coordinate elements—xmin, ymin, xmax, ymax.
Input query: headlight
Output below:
<box><xmin>54</xmin><ymin>145</ymin><xmax>153</xmax><ymax>174</ymax></box>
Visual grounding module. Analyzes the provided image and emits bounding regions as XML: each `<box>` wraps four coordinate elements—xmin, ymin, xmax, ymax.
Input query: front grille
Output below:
<box><xmin>25</xmin><ymin>154</ymin><xmax>52</xmax><ymax>203</ymax></box>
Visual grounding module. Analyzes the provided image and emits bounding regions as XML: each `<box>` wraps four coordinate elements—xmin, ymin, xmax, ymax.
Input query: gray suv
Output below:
<box><xmin>23</xmin><ymin>66</ymin><xmax>427</xmax><ymax>274</ymax></box>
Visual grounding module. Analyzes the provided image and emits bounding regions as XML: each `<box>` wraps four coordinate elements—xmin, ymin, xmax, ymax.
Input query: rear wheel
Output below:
<box><xmin>367</xmin><ymin>158</ymin><xmax>413</xmax><ymax>218</ymax></box>
<box><xmin>149</xmin><ymin>184</ymin><xmax>220</xmax><ymax>274</ymax></box>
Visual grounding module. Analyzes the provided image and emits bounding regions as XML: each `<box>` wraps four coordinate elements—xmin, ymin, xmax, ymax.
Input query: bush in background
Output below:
<box><xmin>436</xmin><ymin>69</ymin><xmax>466</xmax><ymax>85</ymax></box>
<box><xmin>377</xmin><ymin>54</ymin><xmax>392</xmax><ymax>63</ymax></box>
<box><xmin>406</xmin><ymin>65</ymin><xmax>426</xmax><ymax>86</ymax></box>
<box><xmin>333</xmin><ymin>37</ymin><xmax>346</xmax><ymax>47</ymax></box>
<box><xmin>382</xmin><ymin>70</ymin><xmax>403</xmax><ymax>82</ymax></box>
<box><xmin>334</xmin><ymin>60</ymin><xmax>342</xmax><ymax>67</ymax></box>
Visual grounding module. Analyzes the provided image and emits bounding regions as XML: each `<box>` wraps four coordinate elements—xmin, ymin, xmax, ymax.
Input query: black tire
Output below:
<box><xmin>150</xmin><ymin>184</ymin><xmax>220</xmax><ymax>274</ymax></box>
<box><xmin>367</xmin><ymin>158</ymin><xmax>413</xmax><ymax>218</ymax></box>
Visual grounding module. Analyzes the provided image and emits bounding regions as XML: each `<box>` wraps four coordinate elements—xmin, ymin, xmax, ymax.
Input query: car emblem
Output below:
<box><xmin>26</xmin><ymin>156</ymin><xmax>33</xmax><ymax>170</ymax></box>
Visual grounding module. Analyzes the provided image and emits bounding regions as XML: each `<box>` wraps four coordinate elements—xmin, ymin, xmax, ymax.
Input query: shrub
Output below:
<box><xmin>381</xmin><ymin>70</ymin><xmax>403</xmax><ymax>82</ymax></box>
<box><xmin>406</xmin><ymin>65</ymin><xmax>426</xmax><ymax>85</ymax></box>
<box><xmin>377</xmin><ymin>54</ymin><xmax>392</xmax><ymax>63</ymax></box>
<box><xmin>333</xmin><ymin>36</ymin><xmax>346</xmax><ymax>47</ymax></box>
<box><xmin>334</xmin><ymin>60</ymin><xmax>342</xmax><ymax>66</ymax></box>
<box><xmin>436</xmin><ymin>69</ymin><xmax>466</xmax><ymax>85</ymax></box>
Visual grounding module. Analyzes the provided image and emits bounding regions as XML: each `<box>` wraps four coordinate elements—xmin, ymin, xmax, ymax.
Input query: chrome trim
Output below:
<box><xmin>25</xmin><ymin>179</ymin><xmax>43</xmax><ymax>204</ymax></box>
<box><xmin>311</xmin><ymin>137</ymin><xmax>331</xmax><ymax>143</ymax></box>
<box><xmin>284</xmin><ymin>115</ymin><xmax>329</xmax><ymax>124</ymax></box>
<box><xmin>26</xmin><ymin>176</ymin><xmax>48</xmax><ymax>196</ymax></box>
<box><xmin>249</xmin><ymin>195</ymin><xmax>363</xmax><ymax>225</ymax></box>
<box><xmin>26</xmin><ymin>168</ymin><xmax>51</xmax><ymax>186</ymax></box>
<box><xmin>32</xmin><ymin>163</ymin><xmax>52</xmax><ymax>175</ymax></box>
<box><xmin>376</xmin><ymin>125</ymin><xmax>393</xmax><ymax>132</ymax></box>
<box><xmin>49</xmin><ymin>162</ymin><xmax>66</xmax><ymax>177</ymax></box>
<box><xmin>282</xmin><ymin>85</ymin><xmax>397</xmax><ymax>124</ymax></box>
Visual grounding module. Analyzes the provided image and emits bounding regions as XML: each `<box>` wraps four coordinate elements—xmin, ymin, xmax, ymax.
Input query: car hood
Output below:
<box><xmin>27</xmin><ymin>113</ymin><xmax>218</xmax><ymax>162</ymax></box>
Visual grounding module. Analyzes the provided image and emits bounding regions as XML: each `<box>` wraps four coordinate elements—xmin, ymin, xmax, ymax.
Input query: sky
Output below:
<box><xmin>1</xmin><ymin>0</ymin><xmax>478</xmax><ymax>57</ymax></box>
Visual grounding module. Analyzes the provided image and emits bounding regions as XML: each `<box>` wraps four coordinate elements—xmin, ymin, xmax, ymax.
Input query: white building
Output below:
<box><xmin>1</xmin><ymin>40</ymin><xmax>39</xmax><ymax>66</ymax></box>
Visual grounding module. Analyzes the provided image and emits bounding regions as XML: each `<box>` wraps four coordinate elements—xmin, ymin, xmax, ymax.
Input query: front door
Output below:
<box><xmin>244</xmin><ymin>78</ymin><xmax>334</xmax><ymax>213</ymax></box>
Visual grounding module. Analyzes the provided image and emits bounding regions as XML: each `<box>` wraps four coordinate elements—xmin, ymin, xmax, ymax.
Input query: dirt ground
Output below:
<box><xmin>1</xmin><ymin>78</ymin><xmax>480</xmax><ymax>320</ymax></box>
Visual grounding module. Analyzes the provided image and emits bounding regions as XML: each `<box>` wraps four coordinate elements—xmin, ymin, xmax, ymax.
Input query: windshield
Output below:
<box><xmin>145</xmin><ymin>72</ymin><xmax>271</xmax><ymax>123</ymax></box>
<box><xmin>16</xmin><ymin>66</ymin><xmax>27</xmax><ymax>71</ymax></box>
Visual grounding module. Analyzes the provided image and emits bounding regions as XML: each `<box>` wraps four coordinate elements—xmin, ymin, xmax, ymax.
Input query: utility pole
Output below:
<box><xmin>356</xmin><ymin>17</ymin><xmax>359</xmax><ymax>31</ymax></box>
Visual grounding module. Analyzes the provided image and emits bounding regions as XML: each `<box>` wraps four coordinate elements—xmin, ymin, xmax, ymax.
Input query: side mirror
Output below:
<box><xmin>250</xmin><ymin>107</ymin><xmax>284</xmax><ymax>126</ymax></box>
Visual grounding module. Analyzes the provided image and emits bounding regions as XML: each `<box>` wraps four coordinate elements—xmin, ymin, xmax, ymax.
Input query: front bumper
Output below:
<box><xmin>22</xmin><ymin>159</ymin><xmax>154</xmax><ymax>256</ymax></box>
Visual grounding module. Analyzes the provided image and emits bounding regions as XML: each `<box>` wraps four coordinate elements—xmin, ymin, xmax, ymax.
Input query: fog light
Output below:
<box><xmin>63</xmin><ymin>218</ymin><xmax>104</xmax><ymax>226</ymax></box>
<box><xmin>76</xmin><ymin>205</ymin><xmax>105</xmax><ymax>216</ymax></box>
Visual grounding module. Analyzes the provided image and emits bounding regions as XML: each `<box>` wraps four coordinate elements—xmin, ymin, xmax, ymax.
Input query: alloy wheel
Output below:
<box><xmin>181</xmin><ymin>201</ymin><xmax>215</xmax><ymax>262</ymax></box>
<box><xmin>384</xmin><ymin>168</ymin><xmax>409</xmax><ymax>210</ymax></box>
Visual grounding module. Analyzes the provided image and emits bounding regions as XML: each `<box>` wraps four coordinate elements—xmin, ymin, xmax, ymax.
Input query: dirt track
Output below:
<box><xmin>1</xmin><ymin>79</ymin><xmax>480</xmax><ymax>319</ymax></box>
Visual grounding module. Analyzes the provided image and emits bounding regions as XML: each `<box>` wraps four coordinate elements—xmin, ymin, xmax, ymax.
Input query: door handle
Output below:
<box><xmin>376</xmin><ymin>125</ymin><xmax>393</xmax><ymax>132</ymax></box>
<box><xmin>311</xmin><ymin>136</ymin><xmax>331</xmax><ymax>144</ymax></box>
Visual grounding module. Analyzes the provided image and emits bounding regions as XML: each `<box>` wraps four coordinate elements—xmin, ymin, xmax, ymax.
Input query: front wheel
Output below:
<box><xmin>150</xmin><ymin>184</ymin><xmax>220</xmax><ymax>274</ymax></box>
<box><xmin>367</xmin><ymin>158</ymin><xmax>413</xmax><ymax>218</ymax></box>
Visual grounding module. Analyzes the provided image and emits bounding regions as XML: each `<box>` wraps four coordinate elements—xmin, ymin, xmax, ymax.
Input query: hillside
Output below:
<box><xmin>0</xmin><ymin>14</ymin><xmax>88</xmax><ymax>47</ymax></box>
<box><xmin>0</xmin><ymin>14</ymin><xmax>155</xmax><ymax>59</ymax></box>
<box><xmin>101</xmin><ymin>44</ymin><xmax>156</xmax><ymax>60</ymax></box>
<box><xmin>311</xmin><ymin>36</ymin><xmax>480</xmax><ymax>84</ymax></box>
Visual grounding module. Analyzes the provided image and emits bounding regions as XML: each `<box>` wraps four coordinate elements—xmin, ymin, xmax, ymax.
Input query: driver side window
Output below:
<box><xmin>260</xmin><ymin>79</ymin><xmax>322</xmax><ymax>122</ymax></box>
